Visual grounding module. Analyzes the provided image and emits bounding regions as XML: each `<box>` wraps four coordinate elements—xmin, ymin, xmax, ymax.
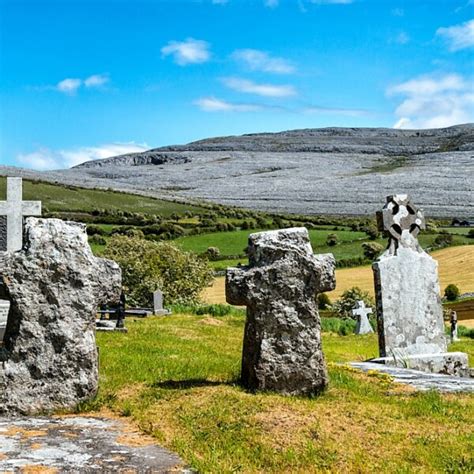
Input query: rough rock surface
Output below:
<box><xmin>226</xmin><ymin>228</ymin><xmax>335</xmax><ymax>395</ymax></box>
<box><xmin>350</xmin><ymin>362</ymin><xmax>474</xmax><ymax>393</ymax></box>
<box><xmin>373</xmin><ymin>196</ymin><xmax>469</xmax><ymax>376</ymax></box>
<box><xmin>0</xmin><ymin>416</ymin><xmax>184</xmax><ymax>472</ymax></box>
<box><xmin>0</xmin><ymin>218</ymin><xmax>121</xmax><ymax>414</ymax></box>
<box><xmin>1</xmin><ymin>124</ymin><xmax>472</xmax><ymax>217</ymax></box>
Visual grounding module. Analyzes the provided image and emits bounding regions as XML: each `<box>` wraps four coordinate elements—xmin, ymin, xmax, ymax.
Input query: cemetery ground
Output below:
<box><xmin>90</xmin><ymin>314</ymin><xmax>474</xmax><ymax>473</ymax></box>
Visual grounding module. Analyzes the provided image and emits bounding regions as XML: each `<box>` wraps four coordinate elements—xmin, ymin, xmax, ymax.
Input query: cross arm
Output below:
<box><xmin>226</xmin><ymin>266</ymin><xmax>250</xmax><ymax>306</ymax></box>
<box><xmin>312</xmin><ymin>253</ymin><xmax>336</xmax><ymax>293</ymax></box>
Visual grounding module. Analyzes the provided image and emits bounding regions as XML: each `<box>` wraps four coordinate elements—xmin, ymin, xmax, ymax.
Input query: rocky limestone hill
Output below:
<box><xmin>2</xmin><ymin>125</ymin><xmax>473</xmax><ymax>217</ymax></box>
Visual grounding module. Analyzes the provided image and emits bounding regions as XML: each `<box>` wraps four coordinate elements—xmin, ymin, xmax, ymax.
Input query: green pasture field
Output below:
<box><xmin>91</xmin><ymin>314</ymin><xmax>474</xmax><ymax>473</ymax></box>
<box><xmin>0</xmin><ymin>178</ymin><xmax>204</xmax><ymax>216</ymax></box>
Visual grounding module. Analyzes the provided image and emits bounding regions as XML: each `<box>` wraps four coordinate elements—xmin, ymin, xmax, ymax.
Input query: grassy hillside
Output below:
<box><xmin>0</xmin><ymin>178</ymin><xmax>204</xmax><ymax>216</ymax></box>
<box><xmin>92</xmin><ymin>313</ymin><xmax>474</xmax><ymax>473</ymax></box>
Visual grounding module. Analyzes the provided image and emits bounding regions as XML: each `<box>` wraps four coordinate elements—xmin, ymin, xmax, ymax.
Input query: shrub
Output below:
<box><xmin>317</xmin><ymin>293</ymin><xmax>331</xmax><ymax>310</ymax></box>
<box><xmin>332</xmin><ymin>287</ymin><xmax>376</xmax><ymax>320</ymax></box>
<box><xmin>320</xmin><ymin>317</ymin><xmax>356</xmax><ymax>335</ymax></box>
<box><xmin>468</xmin><ymin>229</ymin><xmax>474</xmax><ymax>239</ymax></box>
<box><xmin>88</xmin><ymin>234</ymin><xmax>106</xmax><ymax>246</ymax></box>
<box><xmin>326</xmin><ymin>233</ymin><xmax>338</xmax><ymax>247</ymax></box>
<box><xmin>363</xmin><ymin>225</ymin><xmax>379</xmax><ymax>240</ymax></box>
<box><xmin>434</xmin><ymin>232</ymin><xmax>453</xmax><ymax>247</ymax></box>
<box><xmin>362</xmin><ymin>242</ymin><xmax>384</xmax><ymax>260</ymax></box>
<box><xmin>444</xmin><ymin>284</ymin><xmax>460</xmax><ymax>301</ymax></box>
<box><xmin>86</xmin><ymin>224</ymin><xmax>106</xmax><ymax>236</ymax></box>
<box><xmin>204</xmin><ymin>246</ymin><xmax>221</xmax><ymax>261</ymax></box>
<box><xmin>103</xmin><ymin>236</ymin><xmax>214</xmax><ymax>307</ymax></box>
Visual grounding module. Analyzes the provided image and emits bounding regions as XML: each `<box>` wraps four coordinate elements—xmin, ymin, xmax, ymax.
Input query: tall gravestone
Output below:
<box><xmin>0</xmin><ymin>218</ymin><xmax>121</xmax><ymax>414</ymax></box>
<box><xmin>372</xmin><ymin>195</ymin><xmax>468</xmax><ymax>376</ymax></box>
<box><xmin>226</xmin><ymin>228</ymin><xmax>336</xmax><ymax>396</ymax></box>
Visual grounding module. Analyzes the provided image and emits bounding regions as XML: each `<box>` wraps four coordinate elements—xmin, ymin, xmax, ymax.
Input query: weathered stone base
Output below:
<box><xmin>370</xmin><ymin>352</ymin><xmax>470</xmax><ymax>377</ymax></box>
<box><xmin>350</xmin><ymin>362</ymin><xmax>474</xmax><ymax>393</ymax></box>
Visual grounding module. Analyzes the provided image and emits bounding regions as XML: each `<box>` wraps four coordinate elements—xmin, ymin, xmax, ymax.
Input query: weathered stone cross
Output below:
<box><xmin>226</xmin><ymin>227</ymin><xmax>336</xmax><ymax>396</ymax></box>
<box><xmin>352</xmin><ymin>300</ymin><xmax>374</xmax><ymax>335</ymax></box>
<box><xmin>0</xmin><ymin>177</ymin><xmax>41</xmax><ymax>252</ymax></box>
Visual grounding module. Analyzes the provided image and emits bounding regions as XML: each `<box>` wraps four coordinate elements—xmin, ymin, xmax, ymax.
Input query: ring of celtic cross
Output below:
<box><xmin>381</xmin><ymin>195</ymin><xmax>425</xmax><ymax>242</ymax></box>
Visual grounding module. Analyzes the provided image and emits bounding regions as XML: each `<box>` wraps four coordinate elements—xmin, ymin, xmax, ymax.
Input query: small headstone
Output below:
<box><xmin>0</xmin><ymin>177</ymin><xmax>41</xmax><ymax>252</ymax></box>
<box><xmin>372</xmin><ymin>195</ymin><xmax>468</xmax><ymax>376</ymax></box>
<box><xmin>450</xmin><ymin>311</ymin><xmax>459</xmax><ymax>342</ymax></box>
<box><xmin>153</xmin><ymin>289</ymin><xmax>171</xmax><ymax>316</ymax></box>
<box><xmin>226</xmin><ymin>228</ymin><xmax>336</xmax><ymax>396</ymax></box>
<box><xmin>352</xmin><ymin>300</ymin><xmax>374</xmax><ymax>335</ymax></box>
<box><xmin>0</xmin><ymin>299</ymin><xmax>10</xmax><ymax>341</ymax></box>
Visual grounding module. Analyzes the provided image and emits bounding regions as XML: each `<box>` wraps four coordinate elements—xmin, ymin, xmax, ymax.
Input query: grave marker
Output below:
<box><xmin>352</xmin><ymin>300</ymin><xmax>374</xmax><ymax>335</ymax></box>
<box><xmin>0</xmin><ymin>177</ymin><xmax>41</xmax><ymax>252</ymax></box>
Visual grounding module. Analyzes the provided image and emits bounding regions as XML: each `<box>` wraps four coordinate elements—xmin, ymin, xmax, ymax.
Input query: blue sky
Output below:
<box><xmin>0</xmin><ymin>0</ymin><xmax>473</xmax><ymax>169</ymax></box>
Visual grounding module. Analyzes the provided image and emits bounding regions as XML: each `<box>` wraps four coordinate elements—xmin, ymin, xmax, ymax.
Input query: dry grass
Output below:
<box><xmin>203</xmin><ymin>245</ymin><xmax>474</xmax><ymax>303</ymax></box>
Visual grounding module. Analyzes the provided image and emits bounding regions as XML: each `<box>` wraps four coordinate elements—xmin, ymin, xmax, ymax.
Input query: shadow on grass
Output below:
<box><xmin>152</xmin><ymin>378</ymin><xmax>240</xmax><ymax>390</ymax></box>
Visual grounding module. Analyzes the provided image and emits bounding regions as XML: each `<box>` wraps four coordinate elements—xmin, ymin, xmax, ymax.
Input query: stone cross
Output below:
<box><xmin>226</xmin><ymin>227</ymin><xmax>336</xmax><ymax>396</ymax></box>
<box><xmin>0</xmin><ymin>178</ymin><xmax>41</xmax><ymax>252</ymax></box>
<box><xmin>372</xmin><ymin>194</ymin><xmax>468</xmax><ymax>376</ymax></box>
<box><xmin>376</xmin><ymin>194</ymin><xmax>425</xmax><ymax>255</ymax></box>
<box><xmin>352</xmin><ymin>300</ymin><xmax>374</xmax><ymax>335</ymax></box>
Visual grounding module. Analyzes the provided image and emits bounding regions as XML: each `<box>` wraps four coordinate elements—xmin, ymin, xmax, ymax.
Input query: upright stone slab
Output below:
<box><xmin>372</xmin><ymin>195</ymin><xmax>468</xmax><ymax>376</ymax></box>
<box><xmin>0</xmin><ymin>218</ymin><xmax>122</xmax><ymax>414</ymax></box>
<box><xmin>153</xmin><ymin>289</ymin><xmax>171</xmax><ymax>316</ymax></box>
<box><xmin>352</xmin><ymin>301</ymin><xmax>374</xmax><ymax>335</ymax></box>
<box><xmin>226</xmin><ymin>228</ymin><xmax>336</xmax><ymax>396</ymax></box>
<box><xmin>0</xmin><ymin>299</ymin><xmax>9</xmax><ymax>341</ymax></box>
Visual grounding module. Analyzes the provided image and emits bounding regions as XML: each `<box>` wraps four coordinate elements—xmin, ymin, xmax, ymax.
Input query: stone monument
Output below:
<box><xmin>153</xmin><ymin>289</ymin><xmax>171</xmax><ymax>316</ymax></box>
<box><xmin>0</xmin><ymin>218</ymin><xmax>121</xmax><ymax>414</ymax></box>
<box><xmin>372</xmin><ymin>195</ymin><xmax>468</xmax><ymax>376</ymax></box>
<box><xmin>0</xmin><ymin>299</ymin><xmax>9</xmax><ymax>341</ymax></box>
<box><xmin>0</xmin><ymin>177</ymin><xmax>41</xmax><ymax>252</ymax></box>
<box><xmin>352</xmin><ymin>300</ymin><xmax>374</xmax><ymax>335</ymax></box>
<box><xmin>226</xmin><ymin>228</ymin><xmax>336</xmax><ymax>396</ymax></box>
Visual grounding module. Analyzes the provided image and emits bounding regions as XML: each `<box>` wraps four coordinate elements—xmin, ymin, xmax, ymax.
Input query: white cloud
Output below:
<box><xmin>395</xmin><ymin>31</ymin><xmax>410</xmax><ymax>45</ymax></box>
<box><xmin>388</xmin><ymin>73</ymin><xmax>474</xmax><ymax>129</ymax></box>
<box><xmin>264</xmin><ymin>0</ymin><xmax>279</xmax><ymax>7</ymax></box>
<box><xmin>56</xmin><ymin>78</ymin><xmax>82</xmax><ymax>95</ymax></box>
<box><xmin>54</xmin><ymin>74</ymin><xmax>109</xmax><ymax>94</ymax></box>
<box><xmin>161</xmin><ymin>38</ymin><xmax>211</xmax><ymax>65</ymax></box>
<box><xmin>304</xmin><ymin>105</ymin><xmax>369</xmax><ymax>117</ymax></box>
<box><xmin>84</xmin><ymin>74</ymin><xmax>109</xmax><ymax>88</ymax></box>
<box><xmin>194</xmin><ymin>97</ymin><xmax>261</xmax><ymax>112</ymax></box>
<box><xmin>231</xmin><ymin>49</ymin><xmax>295</xmax><ymax>74</ymax></box>
<box><xmin>436</xmin><ymin>19</ymin><xmax>474</xmax><ymax>51</ymax></box>
<box><xmin>17</xmin><ymin>142</ymin><xmax>149</xmax><ymax>170</ymax></box>
<box><xmin>222</xmin><ymin>77</ymin><xmax>297</xmax><ymax>97</ymax></box>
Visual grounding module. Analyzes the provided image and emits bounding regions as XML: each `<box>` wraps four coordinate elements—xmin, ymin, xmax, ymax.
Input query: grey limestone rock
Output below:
<box><xmin>0</xmin><ymin>218</ymin><xmax>121</xmax><ymax>414</ymax></box>
<box><xmin>226</xmin><ymin>227</ymin><xmax>335</xmax><ymax>396</ymax></box>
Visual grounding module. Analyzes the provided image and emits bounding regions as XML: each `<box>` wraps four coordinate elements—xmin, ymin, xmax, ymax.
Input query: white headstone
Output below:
<box><xmin>352</xmin><ymin>300</ymin><xmax>374</xmax><ymax>335</ymax></box>
<box><xmin>153</xmin><ymin>289</ymin><xmax>170</xmax><ymax>316</ymax></box>
<box><xmin>0</xmin><ymin>177</ymin><xmax>42</xmax><ymax>252</ymax></box>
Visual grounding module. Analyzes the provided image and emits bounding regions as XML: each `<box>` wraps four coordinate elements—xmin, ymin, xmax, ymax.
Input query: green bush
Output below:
<box><xmin>317</xmin><ymin>293</ymin><xmax>331</xmax><ymax>310</ymax></box>
<box><xmin>103</xmin><ymin>236</ymin><xmax>214</xmax><ymax>307</ymax></box>
<box><xmin>362</xmin><ymin>242</ymin><xmax>384</xmax><ymax>260</ymax></box>
<box><xmin>320</xmin><ymin>317</ymin><xmax>356</xmax><ymax>335</ymax></box>
<box><xmin>444</xmin><ymin>284</ymin><xmax>460</xmax><ymax>301</ymax></box>
<box><xmin>332</xmin><ymin>287</ymin><xmax>376</xmax><ymax>321</ymax></box>
<box><xmin>326</xmin><ymin>233</ymin><xmax>338</xmax><ymax>246</ymax></box>
<box><xmin>468</xmin><ymin>229</ymin><xmax>474</xmax><ymax>239</ymax></box>
<box><xmin>434</xmin><ymin>232</ymin><xmax>453</xmax><ymax>247</ymax></box>
<box><xmin>88</xmin><ymin>234</ymin><xmax>106</xmax><ymax>246</ymax></box>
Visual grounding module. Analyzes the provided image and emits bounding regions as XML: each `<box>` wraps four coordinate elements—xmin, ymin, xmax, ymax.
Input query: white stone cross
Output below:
<box><xmin>352</xmin><ymin>300</ymin><xmax>374</xmax><ymax>335</ymax></box>
<box><xmin>0</xmin><ymin>177</ymin><xmax>41</xmax><ymax>252</ymax></box>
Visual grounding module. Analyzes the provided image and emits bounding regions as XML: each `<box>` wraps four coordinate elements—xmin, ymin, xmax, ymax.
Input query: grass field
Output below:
<box><xmin>92</xmin><ymin>314</ymin><xmax>474</xmax><ymax>473</ymax></box>
<box><xmin>202</xmin><ymin>245</ymin><xmax>474</xmax><ymax>304</ymax></box>
<box><xmin>175</xmin><ymin>227</ymin><xmax>473</xmax><ymax>270</ymax></box>
<box><xmin>0</xmin><ymin>178</ymin><xmax>204</xmax><ymax>216</ymax></box>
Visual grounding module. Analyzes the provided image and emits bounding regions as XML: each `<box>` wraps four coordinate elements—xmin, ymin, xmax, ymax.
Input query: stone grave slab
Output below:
<box><xmin>0</xmin><ymin>416</ymin><xmax>184</xmax><ymax>472</ymax></box>
<box><xmin>0</xmin><ymin>299</ymin><xmax>9</xmax><ymax>342</ymax></box>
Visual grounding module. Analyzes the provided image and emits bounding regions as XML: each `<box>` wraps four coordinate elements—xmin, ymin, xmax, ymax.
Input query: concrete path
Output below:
<box><xmin>351</xmin><ymin>362</ymin><xmax>474</xmax><ymax>392</ymax></box>
<box><xmin>0</xmin><ymin>415</ymin><xmax>185</xmax><ymax>473</ymax></box>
